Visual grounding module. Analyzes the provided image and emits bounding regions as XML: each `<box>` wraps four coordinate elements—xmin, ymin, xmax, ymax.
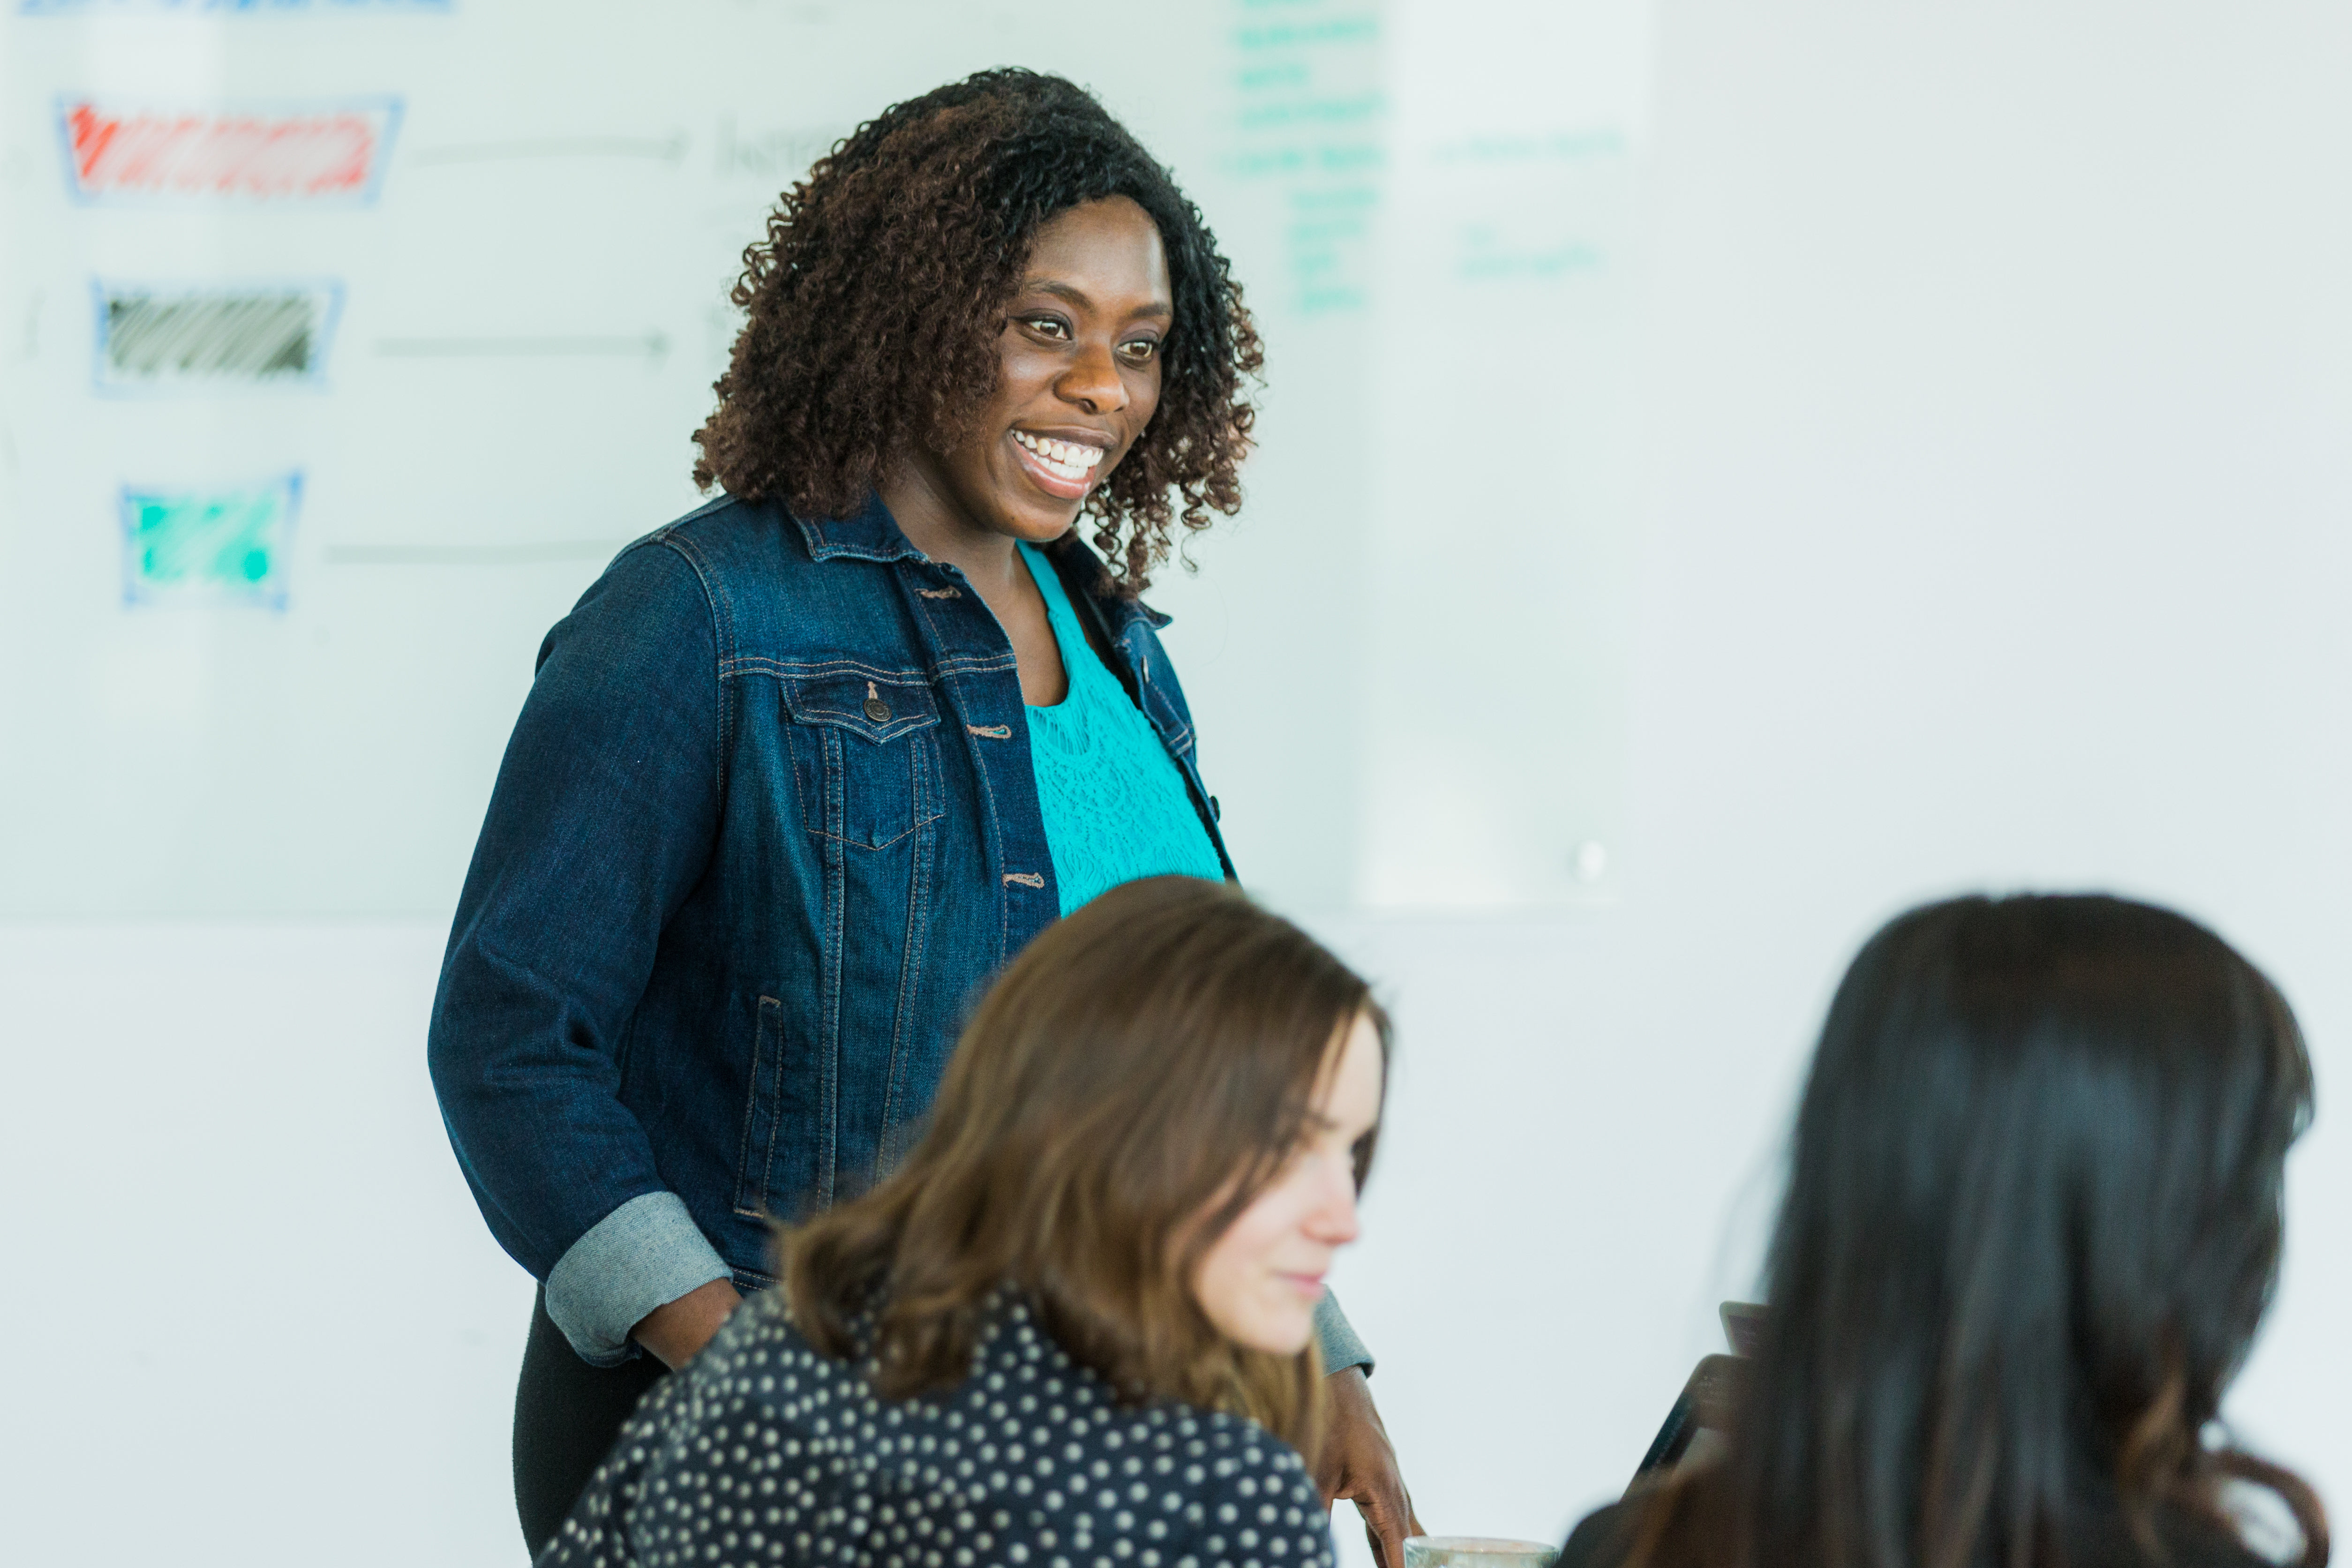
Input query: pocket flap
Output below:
<box><xmin>780</xmin><ymin>668</ymin><xmax>939</xmax><ymax>743</ymax></box>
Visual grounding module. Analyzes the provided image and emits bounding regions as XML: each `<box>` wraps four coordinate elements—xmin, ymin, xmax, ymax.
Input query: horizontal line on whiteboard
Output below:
<box><xmin>409</xmin><ymin>135</ymin><xmax>687</xmax><ymax>166</ymax></box>
<box><xmin>324</xmin><ymin>540</ymin><xmax>626</xmax><ymax>566</ymax></box>
<box><xmin>375</xmin><ymin>333</ymin><xmax>667</xmax><ymax>359</ymax></box>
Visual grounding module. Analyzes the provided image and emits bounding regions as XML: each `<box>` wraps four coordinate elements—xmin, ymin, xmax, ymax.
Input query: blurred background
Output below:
<box><xmin>3</xmin><ymin>1</ymin><xmax>2348</xmax><ymax>1563</ymax></box>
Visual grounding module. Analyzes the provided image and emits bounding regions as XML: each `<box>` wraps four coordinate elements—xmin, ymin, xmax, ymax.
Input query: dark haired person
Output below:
<box><xmin>426</xmin><ymin>69</ymin><xmax>1419</xmax><ymax>1560</ymax></box>
<box><xmin>1560</xmin><ymin>895</ymin><xmax>2327</xmax><ymax>1568</ymax></box>
<box><xmin>538</xmin><ymin>877</ymin><xmax>1380</xmax><ymax>1568</ymax></box>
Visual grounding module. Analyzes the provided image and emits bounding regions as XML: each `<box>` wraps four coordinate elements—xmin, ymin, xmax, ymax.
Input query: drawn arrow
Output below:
<box><xmin>375</xmin><ymin>331</ymin><xmax>668</xmax><ymax>363</ymax></box>
<box><xmin>408</xmin><ymin>133</ymin><xmax>689</xmax><ymax>167</ymax></box>
<box><xmin>325</xmin><ymin>540</ymin><xmax>629</xmax><ymax>566</ymax></box>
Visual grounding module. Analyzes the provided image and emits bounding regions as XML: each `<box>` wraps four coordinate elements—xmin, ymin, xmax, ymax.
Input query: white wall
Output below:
<box><xmin>1321</xmin><ymin>0</ymin><xmax>2352</xmax><ymax>1550</ymax></box>
<box><xmin>7</xmin><ymin>1</ymin><xmax>2352</xmax><ymax>1564</ymax></box>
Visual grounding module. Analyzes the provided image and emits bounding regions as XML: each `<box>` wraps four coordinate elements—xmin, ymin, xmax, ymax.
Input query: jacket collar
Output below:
<box><xmin>1048</xmin><ymin>534</ymin><xmax>1175</xmax><ymax>634</ymax></box>
<box><xmin>795</xmin><ymin>493</ymin><xmax>1176</xmax><ymax>633</ymax></box>
<box><xmin>790</xmin><ymin>491</ymin><xmax>924</xmax><ymax>564</ymax></box>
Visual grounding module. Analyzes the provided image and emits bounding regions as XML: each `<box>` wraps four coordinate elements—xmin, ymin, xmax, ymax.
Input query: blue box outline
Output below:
<box><xmin>24</xmin><ymin>2</ymin><xmax>449</xmax><ymax>14</ymax></box>
<box><xmin>54</xmin><ymin>95</ymin><xmax>405</xmax><ymax>208</ymax></box>
<box><xmin>118</xmin><ymin>471</ymin><xmax>303</xmax><ymax>610</ymax></box>
<box><xmin>90</xmin><ymin>276</ymin><xmax>346</xmax><ymax>397</ymax></box>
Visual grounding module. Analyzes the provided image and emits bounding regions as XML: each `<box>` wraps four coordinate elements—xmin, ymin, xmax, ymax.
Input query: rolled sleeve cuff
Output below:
<box><xmin>544</xmin><ymin>1192</ymin><xmax>733</xmax><ymax>1367</ymax></box>
<box><xmin>1315</xmin><ymin>1289</ymin><xmax>1374</xmax><ymax>1378</ymax></box>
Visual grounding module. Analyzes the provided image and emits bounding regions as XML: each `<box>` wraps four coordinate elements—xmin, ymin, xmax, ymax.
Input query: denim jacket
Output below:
<box><xmin>428</xmin><ymin>493</ymin><xmax>1369</xmax><ymax>1373</ymax></box>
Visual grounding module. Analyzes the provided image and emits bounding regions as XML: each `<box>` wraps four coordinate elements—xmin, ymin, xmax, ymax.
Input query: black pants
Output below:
<box><xmin>513</xmin><ymin>1287</ymin><xmax>668</xmax><ymax>1555</ymax></box>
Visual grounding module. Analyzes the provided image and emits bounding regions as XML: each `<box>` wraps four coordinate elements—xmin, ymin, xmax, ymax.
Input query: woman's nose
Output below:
<box><xmin>1306</xmin><ymin>1159</ymin><xmax>1360</xmax><ymax>1246</ymax></box>
<box><xmin>1056</xmin><ymin>342</ymin><xmax>1128</xmax><ymax>414</ymax></box>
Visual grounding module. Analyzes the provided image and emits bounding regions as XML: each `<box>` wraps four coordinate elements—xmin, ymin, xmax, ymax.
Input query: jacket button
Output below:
<box><xmin>863</xmin><ymin>682</ymin><xmax>891</xmax><ymax>723</ymax></box>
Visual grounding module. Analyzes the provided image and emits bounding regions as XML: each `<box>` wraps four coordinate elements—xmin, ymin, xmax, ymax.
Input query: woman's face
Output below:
<box><xmin>916</xmin><ymin>195</ymin><xmax>1171</xmax><ymax>542</ymax></box>
<box><xmin>1191</xmin><ymin>1013</ymin><xmax>1385</xmax><ymax>1356</ymax></box>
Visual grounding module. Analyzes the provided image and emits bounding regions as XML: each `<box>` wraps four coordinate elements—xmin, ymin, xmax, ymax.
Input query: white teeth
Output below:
<box><xmin>1014</xmin><ymin>431</ymin><xmax>1105</xmax><ymax>472</ymax></box>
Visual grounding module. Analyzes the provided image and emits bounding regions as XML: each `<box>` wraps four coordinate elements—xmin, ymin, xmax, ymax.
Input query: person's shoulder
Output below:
<box><xmin>604</xmin><ymin>491</ymin><xmax>802</xmax><ymax>597</ymax></box>
<box><xmin>632</xmin><ymin>490</ymin><xmax>796</xmax><ymax>562</ymax></box>
<box><xmin>629</xmin><ymin>1298</ymin><xmax>875</xmax><ymax>1455</ymax></box>
<box><xmin>1190</xmin><ymin>1404</ymin><xmax>1319</xmax><ymax>1489</ymax></box>
<box><xmin>554</xmin><ymin>492</ymin><xmax>815</xmax><ymax>654</ymax></box>
<box><xmin>1156</xmin><ymin>1405</ymin><xmax>1327</xmax><ymax>1560</ymax></box>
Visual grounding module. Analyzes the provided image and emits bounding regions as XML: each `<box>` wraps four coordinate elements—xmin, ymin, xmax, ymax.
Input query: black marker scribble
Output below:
<box><xmin>105</xmin><ymin>291</ymin><xmax>320</xmax><ymax>380</ymax></box>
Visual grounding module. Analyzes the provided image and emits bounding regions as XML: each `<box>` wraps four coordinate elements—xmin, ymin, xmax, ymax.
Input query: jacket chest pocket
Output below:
<box><xmin>781</xmin><ymin>671</ymin><xmax>943</xmax><ymax>850</ymax></box>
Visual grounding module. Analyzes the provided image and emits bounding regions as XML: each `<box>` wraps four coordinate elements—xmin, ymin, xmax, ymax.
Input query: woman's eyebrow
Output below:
<box><xmin>1023</xmin><ymin>278</ymin><xmax>1175</xmax><ymax>320</ymax></box>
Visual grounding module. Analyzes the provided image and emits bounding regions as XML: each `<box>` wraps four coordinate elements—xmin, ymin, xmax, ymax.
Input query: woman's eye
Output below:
<box><xmin>1024</xmin><ymin>316</ymin><xmax>1070</xmax><ymax>339</ymax></box>
<box><xmin>1119</xmin><ymin>339</ymin><xmax>1161</xmax><ymax>362</ymax></box>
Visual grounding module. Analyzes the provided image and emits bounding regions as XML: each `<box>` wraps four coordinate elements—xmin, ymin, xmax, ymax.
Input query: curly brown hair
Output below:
<box><xmin>692</xmin><ymin>69</ymin><xmax>1264</xmax><ymax>596</ymax></box>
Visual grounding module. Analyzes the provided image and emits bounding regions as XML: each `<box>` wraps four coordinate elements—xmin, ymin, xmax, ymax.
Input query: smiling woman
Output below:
<box><xmin>424</xmin><ymin>67</ymin><xmax>1421</xmax><ymax>1566</ymax></box>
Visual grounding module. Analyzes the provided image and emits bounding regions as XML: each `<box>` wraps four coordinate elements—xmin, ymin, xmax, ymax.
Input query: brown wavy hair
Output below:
<box><xmin>692</xmin><ymin>69</ymin><xmax>1263</xmax><ymax>596</ymax></box>
<box><xmin>777</xmin><ymin>876</ymin><xmax>1387</xmax><ymax>1457</ymax></box>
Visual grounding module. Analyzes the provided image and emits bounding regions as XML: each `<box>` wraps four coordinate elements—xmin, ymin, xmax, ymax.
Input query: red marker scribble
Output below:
<box><xmin>64</xmin><ymin>101</ymin><xmax>391</xmax><ymax>200</ymax></box>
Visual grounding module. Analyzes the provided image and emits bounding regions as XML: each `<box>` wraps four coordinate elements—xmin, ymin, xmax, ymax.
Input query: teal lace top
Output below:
<box><xmin>1019</xmin><ymin>544</ymin><xmax>1225</xmax><ymax>917</ymax></box>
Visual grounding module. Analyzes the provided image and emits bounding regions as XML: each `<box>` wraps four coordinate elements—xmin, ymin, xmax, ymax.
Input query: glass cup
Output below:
<box><xmin>1401</xmin><ymin>1538</ymin><xmax>1559</xmax><ymax>1568</ymax></box>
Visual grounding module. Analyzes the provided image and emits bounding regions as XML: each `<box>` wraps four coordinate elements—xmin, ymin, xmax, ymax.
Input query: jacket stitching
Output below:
<box><xmin>733</xmin><ymin>996</ymin><xmax>783</xmax><ymax>1219</ymax></box>
<box><xmin>722</xmin><ymin>656</ymin><xmax>929</xmax><ymax>678</ymax></box>
<box><xmin>646</xmin><ymin>531</ymin><xmax>734</xmax><ymax>801</ymax></box>
<box><xmin>785</xmin><ymin>710</ymin><xmax>939</xmax><ymax>741</ymax></box>
<box><xmin>818</xmin><ymin>728</ymin><xmax>844</xmax><ymax>1205</ymax></box>
<box><xmin>877</xmin><ymin>738</ymin><xmax>937</xmax><ymax>1171</ymax></box>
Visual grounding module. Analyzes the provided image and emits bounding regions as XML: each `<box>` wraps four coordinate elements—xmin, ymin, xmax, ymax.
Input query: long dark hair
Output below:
<box><xmin>691</xmin><ymin>68</ymin><xmax>1262</xmax><ymax>595</ymax></box>
<box><xmin>779</xmin><ymin>876</ymin><xmax>1387</xmax><ymax>1456</ymax></box>
<box><xmin>1631</xmin><ymin>893</ymin><xmax>2322</xmax><ymax>1568</ymax></box>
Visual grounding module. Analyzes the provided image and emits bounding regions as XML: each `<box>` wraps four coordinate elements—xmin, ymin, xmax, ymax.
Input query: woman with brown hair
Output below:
<box><xmin>1561</xmin><ymin>893</ymin><xmax>2327</xmax><ymax>1568</ymax></box>
<box><xmin>537</xmin><ymin>876</ymin><xmax>1388</xmax><ymax>1568</ymax></box>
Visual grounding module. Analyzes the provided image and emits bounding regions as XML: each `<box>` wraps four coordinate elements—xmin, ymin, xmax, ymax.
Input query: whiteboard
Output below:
<box><xmin>0</xmin><ymin>0</ymin><xmax>1649</xmax><ymax>916</ymax></box>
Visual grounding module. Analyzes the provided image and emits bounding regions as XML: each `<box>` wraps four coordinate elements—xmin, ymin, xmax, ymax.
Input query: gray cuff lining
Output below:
<box><xmin>545</xmin><ymin>1191</ymin><xmax>733</xmax><ymax>1367</ymax></box>
<box><xmin>1315</xmin><ymin>1288</ymin><xmax>1374</xmax><ymax>1377</ymax></box>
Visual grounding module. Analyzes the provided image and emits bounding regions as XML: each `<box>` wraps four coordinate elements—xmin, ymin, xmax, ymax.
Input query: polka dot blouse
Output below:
<box><xmin>538</xmin><ymin>1290</ymin><xmax>1337</xmax><ymax>1568</ymax></box>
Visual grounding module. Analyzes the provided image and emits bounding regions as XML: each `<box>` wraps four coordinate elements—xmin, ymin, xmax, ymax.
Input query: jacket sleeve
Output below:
<box><xmin>427</xmin><ymin>539</ymin><xmax>732</xmax><ymax>1364</ymax></box>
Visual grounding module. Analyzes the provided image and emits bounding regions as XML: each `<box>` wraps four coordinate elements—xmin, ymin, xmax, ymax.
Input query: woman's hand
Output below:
<box><xmin>1315</xmin><ymin>1366</ymin><xmax>1424</xmax><ymax>1567</ymax></box>
<box><xmin>631</xmin><ymin>1278</ymin><xmax>743</xmax><ymax>1370</ymax></box>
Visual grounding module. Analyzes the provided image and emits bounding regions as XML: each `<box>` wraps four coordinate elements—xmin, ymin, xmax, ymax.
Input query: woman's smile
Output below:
<box><xmin>1009</xmin><ymin>426</ymin><xmax>1107</xmax><ymax>501</ymax></box>
<box><xmin>1277</xmin><ymin>1268</ymin><xmax>1330</xmax><ymax>1301</ymax></box>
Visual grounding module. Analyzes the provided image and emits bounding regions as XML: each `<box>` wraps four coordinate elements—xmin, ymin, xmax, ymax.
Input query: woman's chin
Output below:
<box><xmin>1218</xmin><ymin>1311</ymin><xmax>1316</xmax><ymax>1359</ymax></box>
<box><xmin>989</xmin><ymin>504</ymin><xmax>1082</xmax><ymax>546</ymax></box>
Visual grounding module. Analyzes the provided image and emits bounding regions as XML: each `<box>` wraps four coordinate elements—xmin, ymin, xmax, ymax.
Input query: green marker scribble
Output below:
<box><xmin>1437</xmin><ymin>130</ymin><xmax>1629</xmax><ymax>166</ymax></box>
<box><xmin>1233</xmin><ymin>18</ymin><xmax>1378</xmax><ymax>50</ymax></box>
<box><xmin>1228</xmin><ymin>0</ymin><xmax>1385</xmax><ymax>315</ymax></box>
<box><xmin>1237</xmin><ymin>62</ymin><xmax>1310</xmax><ymax>90</ymax></box>
<box><xmin>1238</xmin><ymin>93</ymin><xmax>1383</xmax><ymax>129</ymax></box>
<box><xmin>1293</xmin><ymin>183</ymin><xmax>1379</xmax><ymax>211</ymax></box>
<box><xmin>1459</xmin><ymin>228</ymin><xmax>1607</xmax><ymax>282</ymax></box>
<box><xmin>120</xmin><ymin>476</ymin><xmax>297</xmax><ymax>608</ymax></box>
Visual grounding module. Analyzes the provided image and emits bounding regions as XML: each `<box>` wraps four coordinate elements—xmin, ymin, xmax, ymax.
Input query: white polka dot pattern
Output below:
<box><xmin>538</xmin><ymin>1292</ymin><xmax>1335</xmax><ymax>1568</ymax></box>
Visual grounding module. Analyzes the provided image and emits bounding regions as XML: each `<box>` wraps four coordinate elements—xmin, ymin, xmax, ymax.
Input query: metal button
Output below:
<box><xmin>863</xmin><ymin>682</ymin><xmax>891</xmax><ymax>723</ymax></box>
